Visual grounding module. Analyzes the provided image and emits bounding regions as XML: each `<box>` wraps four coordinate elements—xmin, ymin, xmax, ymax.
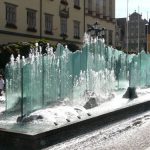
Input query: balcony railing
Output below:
<box><xmin>74</xmin><ymin>5</ymin><xmax>80</xmax><ymax>9</ymax></box>
<box><xmin>60</xmin><ymin>0</ymin><xmax>68</xmax><ymax>5</ymax></box>
<box><xmin>59</xmin><ymin>6</ymin><xmax>69</xmax><ymax>18</ymax></box>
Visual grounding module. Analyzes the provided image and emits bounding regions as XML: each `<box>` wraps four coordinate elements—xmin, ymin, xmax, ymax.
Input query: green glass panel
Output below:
<box><xmin>5</xmin><ymin>62</ymin><xmax>21</xmax><ymax>112</ymax></box>
<box><xmin>22</xmin><ymin>56</ymin><xmax>43</xmax><ymax>115</ymax></box>
<box><xmin>6</xmin><ymin>39</ymin><xmax>150</xmax><ymax>116</ymax></box>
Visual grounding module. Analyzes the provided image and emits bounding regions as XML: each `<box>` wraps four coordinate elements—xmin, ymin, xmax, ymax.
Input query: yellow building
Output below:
<box><xmin>85</xmin><ymin>0</ymin><xmax>116</xmax><ymax>45</ymax></box>
<box><xmin>0</xmin><ymin>0</ymin><xmax>115</xmax><ymax>46</ymax></box>
<box><xmin>147</xmin><ymin>34</ymin><xmax>150</xmax><ymax>53</ymax></box>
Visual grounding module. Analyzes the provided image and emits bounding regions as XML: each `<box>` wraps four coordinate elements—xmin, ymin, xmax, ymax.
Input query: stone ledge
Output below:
<box><xmin>0</xmin><ymin>100</ymin><xmax>150</xmax><ymax>150</ymax></box>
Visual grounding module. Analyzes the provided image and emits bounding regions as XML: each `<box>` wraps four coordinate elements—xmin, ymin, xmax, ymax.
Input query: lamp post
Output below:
<box><xmin>87</xmin><ymin>22</ymin><xmax>105</xmax><ymax>39</ymax></box>
<box><xmin>145</xmin><ymin>23</ymin><xmax>149</xmax><ymax>53</ymax></box>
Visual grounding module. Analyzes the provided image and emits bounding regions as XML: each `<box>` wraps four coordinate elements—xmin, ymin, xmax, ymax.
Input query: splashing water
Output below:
<box><xmin>4</xmin><ymin>34</ymin><xmax>150</xmax><ymax>118</ymax></box>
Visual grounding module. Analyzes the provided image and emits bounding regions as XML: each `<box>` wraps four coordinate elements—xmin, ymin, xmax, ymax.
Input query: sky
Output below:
<box><xmin>116</xmin><ymin>0</ymin><xmax>150</xmax><ymax>20</ymax></box>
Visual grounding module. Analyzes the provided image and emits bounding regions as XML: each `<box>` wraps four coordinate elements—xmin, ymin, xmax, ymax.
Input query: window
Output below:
<box><xmin>131</xmin><ymin>40</ymin><xmax>134</xmax><ymax>43</ymax></box>
<box><xmin>27</xmin><ymin>9</ymin><xmax>36</xmax><ymax>32</ymax></box>
<box><xmin>74</xmin><ymin>0</ymin><xmax>80</xmax><ymax>9</ymax></box>
<box><xmin>88</xmin><ymin>0</ymin><xmax>92</xmax><ymax>14</ymax></box>
<box><xmin>74</xmin><ymin>21</ymin><xmax>80</xmax><ymax>39</ymax></box>
<box><xmin>103</xmin><ymin>0</ymin><xmax>106</xmax><ymax>17</ymax></box>
<box><xmin>60</xmin><ymin>17</ymin><xmax>67</xmax><ymax>36</ymax></box>
<box><xmin>60</xmin><ymin>0</ymin><xmax>68</xmax><ymax>5</ymax></box>
<box><xmin>45</xmin><ymin>14</ymin><xmax>53</xmax><ymax>34</ymax></box>
<box><xmin>96</xmin><ymin>0</ymin><xmax>100</xmax><ymax>15</ymax></box>
<box><xmin>5</xmin><ymin>3</ymin><xmax>17</xmax><ymax>28</ymax></box>
<box><xmin>109</xmin><ymin>0</ymin><xmax>112</xmax><ymax>18</ymax></box>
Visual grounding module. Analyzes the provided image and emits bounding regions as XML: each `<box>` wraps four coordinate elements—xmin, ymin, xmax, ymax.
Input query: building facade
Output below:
<box><xmin>147</xmin><ymin>29</ymin><xmax>150</xmax><ymax>53</ymax></box>
<box><xmin>116</xmin><ymin>12</ymin><xmax>148</xmax><ymax>53</ymax></box>
<box><xmin>115</xmin><ymin>18</ymin><xmax>126</xmax><ymax>50</ymax></box>
<box><xmin>85</xmin><ymin>0</ymin><xmax>116</xmax><ymax>46</ymax></box>
<box><xmin>0</xmin><ymin>0</ymin><xmax>115</xmax><ymax>47</ymax></box>
<box><xmin>127</xmin><ymin>12</ymin><xmax>147</xmax><ymax>52</ymax></box>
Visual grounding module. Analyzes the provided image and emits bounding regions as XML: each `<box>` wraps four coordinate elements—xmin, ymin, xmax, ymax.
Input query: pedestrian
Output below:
<box><xmin>0</xmin><ymin>75</ymin><xmax>4</xmax><ymax>96</ymax></box>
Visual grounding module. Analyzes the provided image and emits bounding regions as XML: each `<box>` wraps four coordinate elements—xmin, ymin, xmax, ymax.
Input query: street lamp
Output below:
<box><xmin>87</xmin><ymin>22</ymin><xmax>105</xmax><ymax>39</ymax></box>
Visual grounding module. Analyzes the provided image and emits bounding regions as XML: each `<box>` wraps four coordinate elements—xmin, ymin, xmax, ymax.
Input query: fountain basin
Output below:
<box><xmin>0</xmin><ymin>100</ymin><xmax>150</xmax><ymax>150</ymax></box>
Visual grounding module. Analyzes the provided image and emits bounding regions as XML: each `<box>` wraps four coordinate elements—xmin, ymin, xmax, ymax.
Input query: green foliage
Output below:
<box><xmin>0</xmin><ymin>39</ymin><xmax>56</xmax><ymax>70</ymax></box>
<box><xmin>0</xmin><ymin>39</ymin><xmax>78</xmax><ymax>70</ymax></box>
<box><xmin>66</xmin><ymin>43</ymin><xmax>80</xmax><ymax>52</ymax></box>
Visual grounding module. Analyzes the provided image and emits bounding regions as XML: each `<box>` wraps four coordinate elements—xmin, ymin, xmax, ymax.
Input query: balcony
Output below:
<box><xmin>87</xmin><ymin>10</ymin><xmax>92</xmax><ymax>16</ymax></box>
<box><xmin>45</xmin><ymin>30</ymin><xmax>53</xmax><ymax>35</ymax></box>
<box><xmin>27</xmin><ymin>27</ymin><xmax>37</xmax><ymax>32</ymax></box>
<box><xmin>60</xmin><ymin>0</ymin><xmax>68</xmax><ymax>5</ymax></box>
<box><xmin>103</xmin><ymin>16</ymin><xmax>110</xmax><ymax>21</ymax></box>
<box><xmin>96</xmin><ymin>13</ymin><xmax>100</xmax><ymax>18</ymax></box>
<box><xmin>85</xmin><ymin>8</ymin><xmax>97</xmax><ymax>17</ymax></box>
<box><xmin>100</xmin><ymin>14</ymin><xmax>103</xmax><ymax>19</ymax></box>
<box><xmin>60</xmin><ymin>33</ymin><xmax>68</xmax><ymax>40</ymax></box>
<box><xmin>74</xmin><ymin>35</ymin><xmax>80</xmax><ymax>39</ymax></box>
<box><xmin>106</xmin><ymin>16</ymin><xmax>110</xmax><ymax>21</ymax></box>
<box><xmin>59</xmin><ymin>5</ymin><xmax>69</xmax><ymax>18</ymax></box>
<box><xmin>74</xmin><ymin>5</ymin><xmax>80</xmax><ymax>9</ymax></box>
<box><xmin>5</xmin><ymin>23</ymin><xmax>17</xmax><ymax>29</ymax></box>
<box><xmin>112</xmin><ymin>18</ymin><xmax>116</xmax><ymax>23</ymax></box>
